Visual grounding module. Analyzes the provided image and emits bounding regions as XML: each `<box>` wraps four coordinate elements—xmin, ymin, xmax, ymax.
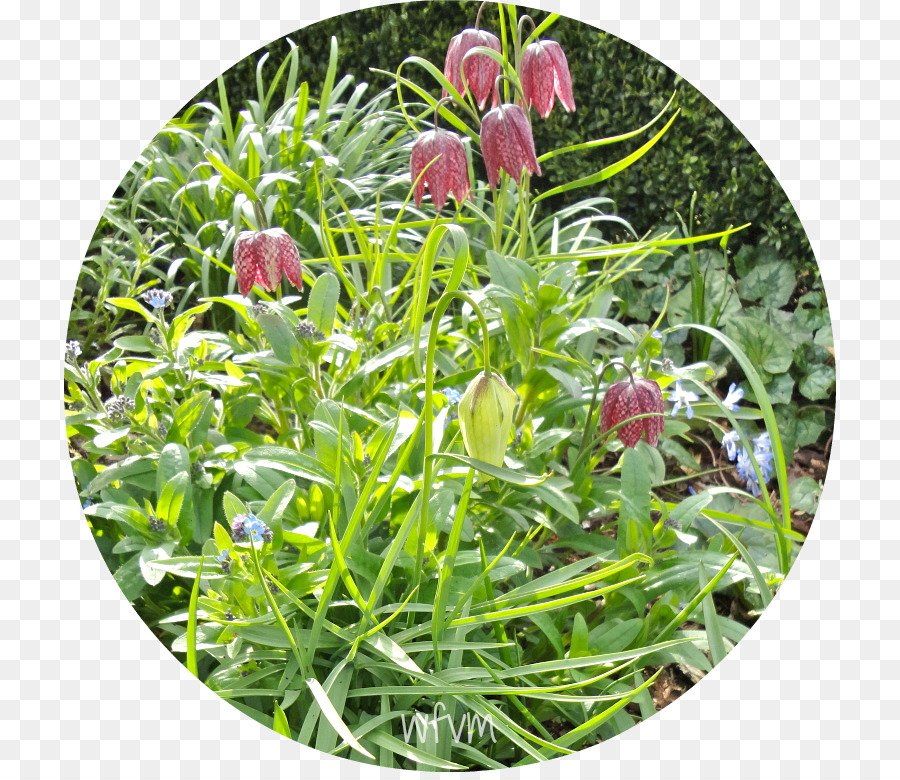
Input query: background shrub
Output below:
<box><xmin>189</xmin><ymin>1</ymin><xmax>815</xmax><ymax>275</ymax></box>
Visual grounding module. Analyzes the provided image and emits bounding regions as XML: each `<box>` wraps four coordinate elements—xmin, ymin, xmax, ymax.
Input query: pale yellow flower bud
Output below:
<box><xmin>458</xmin><ymin>371</ymin><xmax>518</xmax><ymax>471</ymax></box>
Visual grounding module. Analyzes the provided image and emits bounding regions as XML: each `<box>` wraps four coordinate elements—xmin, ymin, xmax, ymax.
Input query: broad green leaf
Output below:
<box><xmin>799</xmin><ymin>364</ymin><xmax>835</xmax><ymax>401</ymax></box>
<box><xmin>256</xmin><ymin>312</ymin><xmax>299</xmax><ymax>365</ymax></box>
<box><xmin>167</xmin><ymin>392</ymin><xmax>214</xmax><ymax>446</ymax></box>
<box><xmin>307</xmin><ymin>272</ymin><xmax>340</xmax><ymax>336</ymax></box>
<box><xmin>725</xmin><ymin>317</ymin><xmax>793</xmax><ymax>375</ymax></box>
<box><xmin>93</xmin><ymin>426</ymin><xmax>131</xmax><ymax>449</ymax></box>
<box><xmin>668</xmin><ymin>491</ymin><xmax>713</xmax><ymax>531</ymax></box>
<box><xmin>156</xmin><ymin>472</ymin><xmax>189</xmax><ymax>525</ymax></box>
<box><xmin>789</xmin><ymin>476</ymin><xmax>821</xmax><ymax>514</ymax></box>
<box><xmin>138</xmin><ymin>544</ymin><xmax>173</xmax><ymax>586</ymax></box>
<box><xmin>105</xmin><ymin>297</ymin><xmax>155</xmax><ymax>322</ymax></box>
<box><xmin>486</xmin><ymin>250</ymin><xmax>538</xmax><ymax>296</ymax></box>
<box><xmin>739</xmin><ymin>262</ymin><xmax>796</xmax><ymax>307</ymax></box>
<box><xmin>619</xmin><ymin>447</ymin><xmax>651</xmax><ymax>526</ymax></box>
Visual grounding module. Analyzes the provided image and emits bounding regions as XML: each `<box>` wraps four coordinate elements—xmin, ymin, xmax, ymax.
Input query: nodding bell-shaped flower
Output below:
<box><xmin>519</xmin><ymin>39</ymin><xmax>576</xmax><ymax>119</ymax></box>
<box><xmin>458</xmin><ymin>371</ymin><xmax>518</xmax><ymax>469</ymax></box>
<box><xmin>410</xmin><ymin>129</ymin><xmax>471</xmax><ymax>210</ymax></box>
<box><xmin>233</xmin><ymin>227</ymin><xmax>303</xmax><ymax>298</ymax></box>
<box><xmin>443</xmin><ymin>28</ymin><xmax>502</xmax><ymax>110</ymax></box>
<box><xmin>480</xmin><ymin>103</ymin><xmax>542</xmax><ymax>189</ymax></box>
<box><xmin>600</xmin><ymin>377</ymin><xmax>665</xmax><ymax>448</ymax></box>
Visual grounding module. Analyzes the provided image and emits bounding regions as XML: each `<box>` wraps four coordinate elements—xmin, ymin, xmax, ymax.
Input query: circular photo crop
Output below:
<box><xmin>65</xmin><ymin>1</ymin><xmax>833</xmax><ymax>769</ymax></box>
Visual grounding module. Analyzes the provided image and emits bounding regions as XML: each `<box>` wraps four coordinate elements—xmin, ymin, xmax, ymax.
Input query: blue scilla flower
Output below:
<box><xmin>736</xmin><ymin>448</ymin><xmax>761</xmax><ymax>497</ymax></box>
<box><xmin>722</xmin><ymin>382</ymin><xmax>744</xmax><ymax>411</ymax></box>
<box><xmin>735</xmin><ymin>432</ymin><xmax>775</xmax><ymax>497</ymax></box>
<box><xmin>753</xmin><ymin>431</ymin><xmax>772</xmax><ymax>453</ymax></box>
<box><xmin>667</xmin><ymin>379</ymin><xmax>700</xmax><ymax>420</ymax></box>
<box><xmin>141</xmin><ymin>288</ymin><xmax>173</xmax><ymax>309</ymax></box>
<box><xmin>722</xmin><ymin>430</ymin><xmax>740</xmax><ymax>462</ymax></box>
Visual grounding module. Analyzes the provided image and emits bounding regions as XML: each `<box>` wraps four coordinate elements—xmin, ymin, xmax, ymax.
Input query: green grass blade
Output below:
<box><xmin>185</xmin><ymin>554</ymin><xmax>204</xmax><ymax>677</ymax></box>
<box><xmin>700</xmin><ymin>562</ymin><xmax>727</xmax><ymax>666</ymax></box>
<box><xmin>306</xmin><ymin>677</ymin><xmax>375</xmax><ymax>760</ymax></box>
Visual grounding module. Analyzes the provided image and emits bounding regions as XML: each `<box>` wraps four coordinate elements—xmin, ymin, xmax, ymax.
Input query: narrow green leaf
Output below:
<box><xmin>306</xmin><ymin>678</ymin><xmax>374</xmax><ymax>760</ymax></box>
<box><xmin>700</xmin><ymin>562</ymin><xmax>727</xmax><ymax>666</ymax></box>
<box><xmin>186</xmin><ymin>555</ymin><xmax>204</xmax><ymax>677</ymax></box>
<box><xmin>272</xmin><ymin>702</ymin><xmax>292</xmax><ymax>739</ymax></box>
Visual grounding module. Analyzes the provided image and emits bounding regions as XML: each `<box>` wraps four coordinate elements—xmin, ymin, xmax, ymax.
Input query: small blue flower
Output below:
<box><xmin>141</xmin><ymin>289</ymin><xmax>173</xmax><ymax>309</ymax></box>
<box><xmin>652</xmin><ymin>330</ymin><xmax>662</xmax><ymax>340</ymax></box>
<box><xmin>217</xmin><ymin>549</ymin><xmax>231</xmax><ymax>574</ymax></box>
<box><xmin>753</xmin><ymin>432</ymin><xmax>772</xmax><ymax>453</ymax></box>
<box><xmin>734</xmin><ymin>432</ymin><xmax>775</xmax><ymax>497</ymax></box>
<box><xmin>65</xmin><ymin>340</ymin><xmax>82</xmax><ymax>362</ymax></box>
<box><xmin>82</xmin><ymin>498</ymin><xmax>93</xmax><ymax>510</ymax></box>
<box><xmin>722</xmin><ymin>430</ymin><xmax>740</xmax><ymax>462</ymax></box>
<box><xmin>723</xmin><ymin>382</ymin><xmax>744</xmax><ymax>411</ymax></box>
<box><xmin>687</xmin><ymin>485</ymin><xmax>697</xmax><ymax>496</ymax></box>
<box><xmin>736</xmin><ymin>448</ymin><xmax>761</xmax><ymax>497</ymax></box>
<box><xmin>667</xmin><ymin>379</ymin><xmax>700</xmax><ymax>420</ymax></box>
<box><xmin>234</xmin><ymin>513</ymin><xmax>273</xmax><ymax>545</ymax></box>
<box><xmin>440</xmin><ymin>388</ymin><xmax>463</xmax><ymax>405</ymax></box>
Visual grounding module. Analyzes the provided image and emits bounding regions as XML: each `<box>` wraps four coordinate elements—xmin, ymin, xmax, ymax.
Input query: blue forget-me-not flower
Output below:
<box><xmin>217</xmin><ymin>549</ymin><xmax>231</xmax><ymax>574</ymax></box>
<box><xmin>231</xmin><ymin>513</ymin><xmax>273</xmax><ymax>545</ymax></box>
<box><xmin>141</xmin><ymin>288</ymin><xmax>174</xmax><ymax>309</ymax></box>
<box><xmin>441</xmin><ymin>387</ymin><xmax>463</xmax><ymax>405</ymax></box>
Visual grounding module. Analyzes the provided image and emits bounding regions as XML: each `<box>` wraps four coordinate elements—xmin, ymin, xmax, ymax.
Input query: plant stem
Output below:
<box><xmin>414</xmin><ymin>290</ymin><xmax>491</xmax><ymax>595</ymax></box>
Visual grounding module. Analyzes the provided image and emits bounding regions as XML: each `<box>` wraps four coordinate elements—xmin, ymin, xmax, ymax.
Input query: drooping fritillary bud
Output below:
<box><xmin>443</xmin><ymin>28</ymin><xmax>502</xmax><ymax>110</ymax></box>
<box><xmin>458</xmin><ymin>371</ymin><xmax>518</xmax><ymax>470</ymax></box>
<box><xmin>600</xmin><ymin>377</ymin><xmax>665</xmax><ymax>448</ymax></box>
<box><xmin>410</xmin><ymin>129</ymin><xmax>472</xmax><ymax>210</ymax></box>
<box><xmin>233</xmin><ymin>227</ymin><xmax>303</xmax><ymax>298</ymax></box>
<box><xmin>519</xmin><ymin>40</ymin><xmax>576</xmax><ymax>119</ymax></box>
<box><xmin>480</xmin><ymin>103</ymin><xmax>542</xmax><ymax>189</ymax></box>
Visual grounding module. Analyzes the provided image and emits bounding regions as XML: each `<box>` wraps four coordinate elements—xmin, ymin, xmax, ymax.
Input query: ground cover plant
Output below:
<box><xmin>66</xmin><ymin>3</ymin><xmax>831</xmax><ymax>770</ymax></box>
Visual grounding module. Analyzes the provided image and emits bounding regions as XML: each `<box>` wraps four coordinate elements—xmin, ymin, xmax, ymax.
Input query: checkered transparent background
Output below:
<box><xmin>2</xmin><ymin>0</ymin><xmax>896</xmax><ymax>777</ymax></box>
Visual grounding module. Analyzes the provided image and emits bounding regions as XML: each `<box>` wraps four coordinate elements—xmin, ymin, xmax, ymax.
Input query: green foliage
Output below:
<box><xmin>66</xmin><ymin>8</ymin><xmax>828</xmax><ymax>771</ymax></box>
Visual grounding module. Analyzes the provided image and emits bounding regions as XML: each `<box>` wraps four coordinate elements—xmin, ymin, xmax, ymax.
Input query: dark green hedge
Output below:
<box><xmin>186</xmin><ymin>1</ymin><xmax>814</xmax><ymax>273</ymax></box>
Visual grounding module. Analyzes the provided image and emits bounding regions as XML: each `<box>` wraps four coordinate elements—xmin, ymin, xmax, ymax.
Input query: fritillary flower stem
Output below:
<box><xmin>492</xmin><ymin>174</ymin><xmax>507</xmax><ymax>252</ymax></box>
<box><xmin>515</xmin><ymin>14</ymin><xmax>537</xmax><ymax>70</ymax></box>
<box><xmin>474</xmin><ymin>0</ymin><xmax>487</xmax><ymax>31</ymax></box>
<box><xmin>414</xmin><ymin>290</ymin><xmax>491</xmax><ymax>597</ymax></box>
<box><xmin>252</xmin><ymin>199</ymin><xmax>269</xmax><ymax>230</ymax></box>
<box><xmin>518</xmin><ymin>172</ymin><xmax>530</xmax><ymax>260</ymax></box>
<box><xmin>494</xmin><ymin>73</ymin><xmax>527</xmax><ymax>107</ymax></box>
<box><xmin>433</xmin><ymin>96</ymin><xmax>452</xmax><ymax>129</ymax></box>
